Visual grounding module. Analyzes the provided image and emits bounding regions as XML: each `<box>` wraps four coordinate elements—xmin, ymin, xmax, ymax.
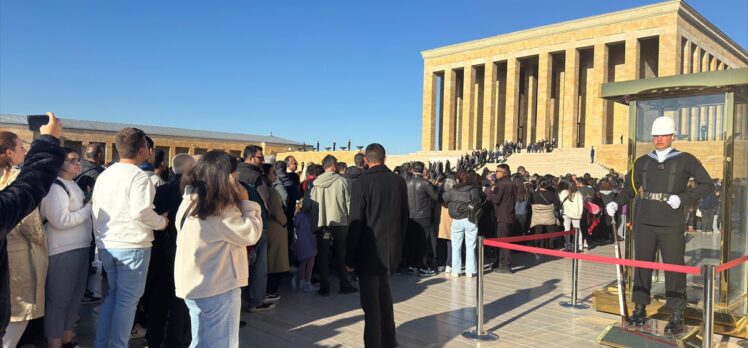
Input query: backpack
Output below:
<box><xmin>467</xmin><ymin>188</ymin><xmax>489</xmax><ymax>224</ymax></box>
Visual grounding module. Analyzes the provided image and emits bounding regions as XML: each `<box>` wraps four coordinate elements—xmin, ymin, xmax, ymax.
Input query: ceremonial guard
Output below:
<box><xmin>606</xmin><ymin>116</ymin><xmax>713</xmax><ymax>334</ymax></box>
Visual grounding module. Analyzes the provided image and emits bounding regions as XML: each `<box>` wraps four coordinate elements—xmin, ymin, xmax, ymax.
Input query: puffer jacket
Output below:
<box><xmin>442</xmin><ymin>183</ymin><xmax>480</xmax><ymax>220</ymax></box>
<box><xmin>407</xmin><ymin>175</ymin><xmax>438</xmax><ymax>219</ymax></box>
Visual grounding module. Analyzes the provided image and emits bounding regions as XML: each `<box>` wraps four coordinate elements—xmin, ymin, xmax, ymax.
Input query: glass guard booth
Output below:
<box><xmin>595</xmin><ymin>68</ymin><xmax>748</xmax><ymax>338</ymax></box>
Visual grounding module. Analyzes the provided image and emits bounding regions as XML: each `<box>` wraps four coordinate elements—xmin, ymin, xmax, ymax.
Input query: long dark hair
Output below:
<box><xmin>513</xmin><ymin>176</ymin><xmax>528</xmax><ymax>201</ymax></box>
<box><xmin>181</xmin><ymin>151</ymin><xmax>243</xmax><ymax>219</ymax></box>
<box><xmin>0</xmin><ymin>131</ymin><xmax>19</xmax><ymax>173</ymax></box>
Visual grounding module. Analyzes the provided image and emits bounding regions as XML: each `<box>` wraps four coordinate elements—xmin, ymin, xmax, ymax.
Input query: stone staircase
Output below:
<box><xmin>388</xmin><ymin>148</ymin><xmax>611</xmax><ymax>177</ymax></box>
<box><xmin>488</xmin><ymin>148</ymin><xmax>611</xmax><ymax>177</ymax></box>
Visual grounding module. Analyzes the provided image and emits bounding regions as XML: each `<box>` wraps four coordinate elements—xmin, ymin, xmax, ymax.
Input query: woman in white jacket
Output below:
<box><xmin>558</xmin><ymin>180</ymin><xmax>584</xmax><ymax>251</ymax></box>
<box><xmin>39</xmin><ymin>147</ymin><xmax>92</xmax><ymax>348</ymax></box>
<box><xmin>174</xmin><ymin>151</ymin><xmax>263</xmax><ymax>348</ymax></box>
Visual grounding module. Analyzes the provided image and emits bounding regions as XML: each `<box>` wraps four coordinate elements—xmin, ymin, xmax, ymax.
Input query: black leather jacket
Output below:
<box><xmin>406</xmin><ymin>175</ymin><xmax>438</xmax><ymax>219</ymax></box>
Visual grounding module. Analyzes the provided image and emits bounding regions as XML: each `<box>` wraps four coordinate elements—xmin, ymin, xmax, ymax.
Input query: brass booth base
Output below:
<box><xmin>592</xmin><ymin>283</ymin><xmax>747</xmax><ymax>340</ymax></box>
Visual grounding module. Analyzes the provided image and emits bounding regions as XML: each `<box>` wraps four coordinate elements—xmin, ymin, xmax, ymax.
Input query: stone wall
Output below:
<box><xmin>597</xmin><ymin>141</ymin><xmax>725</xmax><ymax>178</ymax></box>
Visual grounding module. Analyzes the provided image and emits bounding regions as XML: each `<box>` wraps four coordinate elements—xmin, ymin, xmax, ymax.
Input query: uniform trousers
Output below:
<box><xmin>632</xmin><ymin>223</ymin><xmax>687</xmax><ymax>311</ymax></box>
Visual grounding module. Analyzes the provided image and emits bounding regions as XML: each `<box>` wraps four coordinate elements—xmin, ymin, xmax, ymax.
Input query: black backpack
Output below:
<box><xmin>467</xmin><ymin>188</ymin><xmax>489</xmax><ymax>224</ymax></box>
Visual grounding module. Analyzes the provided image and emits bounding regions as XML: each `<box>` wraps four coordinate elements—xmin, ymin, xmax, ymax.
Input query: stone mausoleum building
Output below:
<box><xmin>420</xmin><ymin>0</ymin><xmax>748</xmax><ymax>151</ymax></box>
<box><xmin>0</xmin><ymin>114</ymin><xmax>305</xmax><ymax>164</ymax></box>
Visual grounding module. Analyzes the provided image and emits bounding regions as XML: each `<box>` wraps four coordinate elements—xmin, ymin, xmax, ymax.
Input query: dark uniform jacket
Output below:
<box><xmin>406</xmin><ymin>175</ymin><xmax>438</xmax><ymax>220</ymax></box>
<box><xmin>490</xmin><ymin>177</ymin><xmax>516</xmax><ymax>224</ymax></box>
<box><xmin>0</xmin><ymin>135</ymin><xmax>64</xmax><ymax>336</ymax></box>
<box><xmin>346</xmin><ymin>165</ymin><xmax>409</xmax><ymax>276</ymax></box>
<box><xmin>614</xmin><ymin>149</ymin><xmax>713</xmax><ymax>227</ymax></box>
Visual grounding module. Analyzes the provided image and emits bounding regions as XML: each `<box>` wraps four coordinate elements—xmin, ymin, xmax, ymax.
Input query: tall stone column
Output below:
<box><xmin>536</xmin><ymin>52</ymin><xmax>552</xmax><ymax>142</ymax></box>
<box><xmin>482</xmin><ymin>61</ymin><xmax>497</xmax><ymax>149</ymax></box>
<box><xmin>588</xmin><ymin>43</ymin><xmax>609</xmax><ymax>146</ymax></box>
<box><xmin>461</xmin><ymin>65</ymin><xmax>475</xmax><ymax>150</ymax></box>
<box><xmin>692</xmin><ymin>47</ymin><xmax>702</xmax><ymax>73</ymax></box>
<box><xmin>682</xmin><ymin>40</ymin><xmax>692</xmax><ymax>74</ymax></box>
<box><xmin>526</xmin><ymin>63</ymin><xmax>537</xmax><ymax>144</ymax></box>
<box><xmin>421</xmin><ymin>68</ymin><xmax>438</xmax><ymax>151</ymax></box>
<box><xmin>443</xmin><ymin>69</ymin><xmax>457</xmax><ymax>150</ymax></box>
<box><xmin>504</xmin><ymin>57</ymin><xmax>520</xmax><ymax>142</ymax></box>
<box><xmin>618</xmin><ymin>37</ymin><xmax>639</xmax><ymax>143</ymax></box>
<box><xmin>561</xmin><ymin>48</ymin><xmax>579</xmax><ymax>148</ymax></box>
<box><xmin>659</xmin><ymin>30</ymin><xmax>680</xmax><ymax>77</ymax></box>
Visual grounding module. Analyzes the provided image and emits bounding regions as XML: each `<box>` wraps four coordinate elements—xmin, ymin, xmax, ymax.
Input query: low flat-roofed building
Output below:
<box><xmin>0</xmin><ymin>113</ymin><xmax>306</xmax><ymax>164</ymax></box>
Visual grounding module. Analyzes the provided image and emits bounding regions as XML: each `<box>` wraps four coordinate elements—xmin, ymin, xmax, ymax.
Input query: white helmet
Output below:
<box><xmin>651</xmin><ymin>116</ymin><xmax>676</xmax><ymax>136</ymax></box>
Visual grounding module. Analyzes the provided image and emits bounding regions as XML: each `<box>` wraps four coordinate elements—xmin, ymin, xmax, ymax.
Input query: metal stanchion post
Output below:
<box><xmin>560</xmin><ymin>228</ymin><xmax>590</xmax><ymax>309</ymax></box>
<box><xmin>702</xmin><ymin>264</ymin><xmax>715</xmax><ymax>348</ymax></box>
<box><xmin>462</xmin><ymin>236</ymin><xmax>498</xmax><ymax>341</ymax></box>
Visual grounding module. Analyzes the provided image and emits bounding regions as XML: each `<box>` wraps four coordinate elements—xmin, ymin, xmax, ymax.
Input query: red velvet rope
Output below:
<box><xmin>715</xmin><ymin>255</ymin><xmax>748</xmax><ymax>273</ymax></box>
<box><xmin>490</xmin><ymin>230</ymin><xmax>574</xmax><ymax>243</ymax></box>
<box><xmin>483</xmin><ymin>237</ymin><xmax>702</xmax><ymax>275</ymax></box>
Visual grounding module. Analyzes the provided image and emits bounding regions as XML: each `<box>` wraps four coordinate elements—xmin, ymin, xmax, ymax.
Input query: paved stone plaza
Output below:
<box><xmin>31</xmin><ymin>243</ymin><xmax>732</xmax><ymax>347</ymax></box>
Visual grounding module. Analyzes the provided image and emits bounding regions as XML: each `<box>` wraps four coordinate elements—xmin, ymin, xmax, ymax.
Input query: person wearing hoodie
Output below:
<box><xmin>303</xmin><ymin>155</ymin><xmax>356</xmax><ymax>296</ymax></box>
<box><xmin>442</xmin><ymin>170</ymin><xmax>482</xmax><ymax>278</ymax></box>
<box><xmin>344</xmin><ymin>153</ymin><xmax>367</xmax><ymax>182</ymax></box>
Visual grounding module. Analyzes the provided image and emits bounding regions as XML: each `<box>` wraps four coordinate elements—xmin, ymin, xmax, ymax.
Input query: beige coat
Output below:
<box><xmin>1</xmin><ymin>168</ymin><xmax>48</xmax><ymax>322</ymax></box>
<box><xmin>438</xmin><ymin>206</ymin><xmax>452</xmax><ymax>240</ymax></box>
<box><xmin>267</xmin><ymin>188</ymin><xmax>289</xmax><ymax>274</ymax></box>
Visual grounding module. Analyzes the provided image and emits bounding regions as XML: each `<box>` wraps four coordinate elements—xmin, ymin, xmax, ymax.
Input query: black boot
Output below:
<box><xmin>627</xmin><ymin>304</ymin><xmax>647</xmax><ymax>326</ymax></box>
<box><xmin>664</xmin><ymin>311</ymin><xmax>684</xmax><ymax>334</ymax></box>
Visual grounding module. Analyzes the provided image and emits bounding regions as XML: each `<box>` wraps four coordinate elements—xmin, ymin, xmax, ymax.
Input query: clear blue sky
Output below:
<box><xmin>1</xmin><ymin>0</ymin><xmax>746</xmax><ymax>154</ymax></box>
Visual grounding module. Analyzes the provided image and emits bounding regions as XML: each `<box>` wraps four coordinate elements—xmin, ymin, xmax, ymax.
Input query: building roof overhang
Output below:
<box><xmin>601</xmin><ymin>68</ymin><xmax>748</xmax><ymax>104</ymax></box>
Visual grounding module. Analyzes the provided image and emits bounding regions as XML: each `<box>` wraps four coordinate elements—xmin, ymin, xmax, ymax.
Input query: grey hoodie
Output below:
<box><xmin>304</xmin><ymin>172</ymin><xmax>350</xmax><ymax>228</ymax></box>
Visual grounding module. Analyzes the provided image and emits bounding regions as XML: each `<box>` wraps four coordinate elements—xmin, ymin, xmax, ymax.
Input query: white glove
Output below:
<box><xmin>606</xmin><ymin>202</ymin><xmax>618</xmax><ymax>217</ymax></box>
<box><xmin>667</xmin><ymin>195</ymin><xmax>681</xmax><ymax>209</ymax></box>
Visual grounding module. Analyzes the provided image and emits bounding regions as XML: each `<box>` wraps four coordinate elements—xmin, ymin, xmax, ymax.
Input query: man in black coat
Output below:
<box><xmin>406</xmin><ymin>161</ymin><xmax>438</xmax><ymax>276</ymax></box>
<box><xmin>490</xmin><ymin>164</ymin><xmax>516</xmax><ymax>273</ymax></box>
<box><xmin>0</xmin><ymin>113</ymin><xmax>64</xmax><ymax>338</ymax></box>
<box><xmin>346</xmin><ymin>143</ymin><xmax>408</xmax><ymax>348</ymax></box>
<box><xmin>146</xmin><ymin>154</ymin><xmax>194</xmax><ymax>347</ymax></box>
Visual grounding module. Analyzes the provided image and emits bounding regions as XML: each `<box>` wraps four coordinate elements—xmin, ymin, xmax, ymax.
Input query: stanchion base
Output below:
<box><xmin>559</xmin><ymin>301</ymin><xmax>591</xmax><ymax>309</ymax></box>
<box><xmin>461</xmin><ymin>329</ymin><xmax>499</xmax><ymax>341</ymax></box>
<box><xmin>596</xmin><ymin>321</ymin><xmax>700</xmax><ymax>348</ymax></box>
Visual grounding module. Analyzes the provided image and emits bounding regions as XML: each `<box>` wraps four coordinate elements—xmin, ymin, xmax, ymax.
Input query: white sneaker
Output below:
<box><xmin>451</xmin><ymin>272</ymin><xmax>461</xmax><ymax>278</ymax></box>
<box><xmin>445</xmin><ymin>266</ymin><xmax>452</xmax><ymax>274</ymax></box>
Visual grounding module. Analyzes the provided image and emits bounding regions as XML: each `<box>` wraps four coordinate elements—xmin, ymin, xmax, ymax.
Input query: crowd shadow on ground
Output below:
<box><xmin>393</xmin><ymin>279</ymin><xmax>561</xmax><ymax>347</ymax></box>
<box><xmin>240</xmin><ymin>273</ymin><xmax>446</xmax><ymax>347</ymax></box>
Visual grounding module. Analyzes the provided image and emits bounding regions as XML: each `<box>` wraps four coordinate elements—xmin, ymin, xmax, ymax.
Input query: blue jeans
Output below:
<box><xmin>451</xmin><ymin>218</ymin><xmax>477</xmax><ymax>276</ymax></box>
<box><xmin>184</xmin><ymin>288</ymin><xmax>241</xmax><ymax>348</ymax></box>
<box><xmin>95</xmin><ymin>248</ymin><xmax>151</xmax><ymax>348</ymax></box>
<box><xmin>247</xmin><ymin>229</ymin><xmax>268</xmax><ymax>308</ymax></box>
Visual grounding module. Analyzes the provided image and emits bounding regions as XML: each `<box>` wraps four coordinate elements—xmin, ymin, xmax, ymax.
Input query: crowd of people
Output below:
<box><xmin>0</xmin><ymin>114</ymin><xmax>723</xmax><ymax>347</ymax></box>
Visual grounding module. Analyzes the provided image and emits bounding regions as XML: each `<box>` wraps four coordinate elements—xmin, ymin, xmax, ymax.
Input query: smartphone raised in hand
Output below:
<box><xmin>27</xmin><ymin>115</ymin><xmax>50</xmax><ymax>132</ymax></box>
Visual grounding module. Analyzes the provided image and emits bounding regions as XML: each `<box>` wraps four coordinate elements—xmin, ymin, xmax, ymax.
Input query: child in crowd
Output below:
<box><xmin>293</xmin><ymin>200</ymin><xmax>317</xmax><ymax>292</ymax></box>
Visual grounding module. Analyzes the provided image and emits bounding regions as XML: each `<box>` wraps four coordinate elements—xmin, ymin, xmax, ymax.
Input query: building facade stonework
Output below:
<box><xmin>421</xmin><ymin>0</ymin><xmax>748</xmax><ymax>151</ymax></box>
